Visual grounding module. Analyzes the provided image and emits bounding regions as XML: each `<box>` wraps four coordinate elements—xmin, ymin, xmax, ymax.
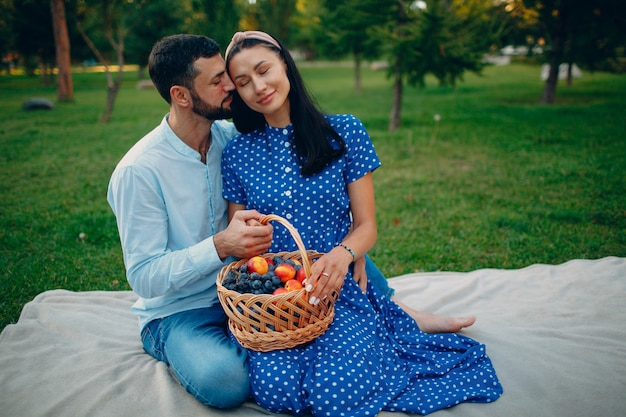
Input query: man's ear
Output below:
<box><xmin>170</xmin><ymin>85</ymin><xmax>191</xmax><ymax>107</ymax></box>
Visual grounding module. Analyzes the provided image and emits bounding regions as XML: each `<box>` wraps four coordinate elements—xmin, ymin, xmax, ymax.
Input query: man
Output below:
<box><xmin>107</xmin><ymin>34</ymin><xmax>272</xmax><ymax>408</ymax></box>
<box><xmin>108</xmin><ymin>33</ymin><xmax>474</xmax><ymax>410</ymax></box>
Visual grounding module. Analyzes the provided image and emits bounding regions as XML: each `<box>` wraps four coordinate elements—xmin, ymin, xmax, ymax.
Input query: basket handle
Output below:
<box><xmin>260</xmin><ymin>214</ymin><xmax>312</xmax><ymax>278</ymax></box>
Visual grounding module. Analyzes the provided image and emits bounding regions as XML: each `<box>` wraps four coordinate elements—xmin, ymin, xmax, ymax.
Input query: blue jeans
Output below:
<box><xmin>141</xmin><ymin>304</ymin><xmax>250</xmax><ymax>408</ymax></box>
<box><xmin>365</xmin><ymin>254</ymin><xmax>395</xmax><ymax>298</ymax></box>
<box><xmin>140</xmin><ymin>256</ymin><xmax>392</xmax><ymax>409</ymax></box>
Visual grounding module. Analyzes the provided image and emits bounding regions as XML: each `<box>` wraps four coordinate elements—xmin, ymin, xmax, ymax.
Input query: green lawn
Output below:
<box><xmin>1</xmin><ymin>63</ymin><xmax>624</xmax><ymax>330</ymax></box>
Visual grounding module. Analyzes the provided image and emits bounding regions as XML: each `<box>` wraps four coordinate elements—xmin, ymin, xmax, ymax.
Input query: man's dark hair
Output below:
<box><xmin>149</xmin><ymin>34</ymin><xmax>220</xmax><ymax>104</ymax></box>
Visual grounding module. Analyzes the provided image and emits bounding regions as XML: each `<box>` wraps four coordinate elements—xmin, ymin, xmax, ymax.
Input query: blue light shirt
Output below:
<box><xmin>107</xmin><ymin>115</ymin><xmax>238</xmax><ymax>330</ymax></box>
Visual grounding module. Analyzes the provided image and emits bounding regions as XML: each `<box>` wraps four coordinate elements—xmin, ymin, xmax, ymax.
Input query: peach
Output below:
<box><xmin>295</xmin><ymin>266</ymin><xmax>307</xmax><ymax>284</ymax></box>
<box><xmin>272</xmin><ymin>287</ymin><xmax>288</xmax><ymax>296</ymax></box>
<box><xmin>274</xmin><ymin>263</ymin><xmax>296</xmax><ymax>283</ymax></box>
<box><xmin>284</xmin><ymin>279</ymin><xmax>303</xmax><ymax>292</ymax></box>
<box><xmin>247</xmin><ymin>256</ymin><xmax>268</xmax><ymax>275</ymax></box>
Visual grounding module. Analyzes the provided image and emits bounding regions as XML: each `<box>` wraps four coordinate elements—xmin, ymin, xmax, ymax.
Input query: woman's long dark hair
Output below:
<box><xmin>226</xmin><ymin>35</ymin><xmax>345</xmax><ymax>176</ymax></box>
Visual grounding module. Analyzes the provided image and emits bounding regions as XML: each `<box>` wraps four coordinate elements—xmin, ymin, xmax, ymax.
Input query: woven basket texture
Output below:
<box><xmin>216</xmin><ymin>215</ymin><xmax>339</xmax><ymax>352</ymax></box>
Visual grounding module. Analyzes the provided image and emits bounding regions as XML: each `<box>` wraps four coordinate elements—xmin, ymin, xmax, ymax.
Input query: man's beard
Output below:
<box><xmin>190</xmin><ymin>89</ymin><xmax>233</xmax><ymax>120</ymax></box>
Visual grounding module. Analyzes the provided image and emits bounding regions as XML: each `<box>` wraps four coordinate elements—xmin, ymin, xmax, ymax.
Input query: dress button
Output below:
<box><xmin>283</xmin><ymin>141</ymin><xmax>289</xmax><ymax>147</ymax></box>
<box><xmin>286</xmin><ymin>213</ymin><xmax>293</xmax><ymax>220</ymax></box>
<box><xmin>282</xmin><ymin>129</ymin><xmax>288</xmax><ymax>135</ymax></box>
<box><xmin>285</xmin><ymin>167</ymin><xmax>291</xmax><ymax>173</ymax></box>
<box><xmin>284</xmin><ymin>190</ymin><xmax>292</xmax><ymax>197</ymax></box>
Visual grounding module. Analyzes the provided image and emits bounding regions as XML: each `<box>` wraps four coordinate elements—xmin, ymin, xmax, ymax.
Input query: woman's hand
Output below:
<box><xmin>305</xmin><ymin>246</ymin><xmax>353</xmax><ymax>306</ymax></box>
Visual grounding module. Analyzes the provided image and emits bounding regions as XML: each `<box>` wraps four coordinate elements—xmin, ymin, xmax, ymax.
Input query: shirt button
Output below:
<box><xmin>282</xmin><ymin>129</ymin><xmax>288</xmax><ymax>135</ymax></box>
<box><xmin>284</xmin><ymin>190</ymin><xmax>292</xmax><ymax>197</ymax></box>
<box><xmin>283</xmin><ymin>141</ymin><xmax>289</xmax><ymax>147</ymax></box>
<box><xmin>285</xmin><ymin>167</ymin><xmax>291</xmax><ymax>173</ymax></box>
<box><xmin>286</xmin><ymin>213</ymin><xmax>293</xmax><ymax>220</ymax></box>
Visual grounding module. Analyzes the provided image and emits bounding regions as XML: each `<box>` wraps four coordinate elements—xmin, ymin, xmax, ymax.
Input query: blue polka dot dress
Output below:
<box><xmin>222</xmin><ymin>114</ymin><xmax>503</xmax><ymax>416</ymax></box>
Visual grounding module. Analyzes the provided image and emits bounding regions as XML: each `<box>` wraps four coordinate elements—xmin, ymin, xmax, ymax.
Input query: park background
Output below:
<box><xmin>1</xmin><ymin>1</ymin><xmax>625</xmax><ymax>330</ymax></box>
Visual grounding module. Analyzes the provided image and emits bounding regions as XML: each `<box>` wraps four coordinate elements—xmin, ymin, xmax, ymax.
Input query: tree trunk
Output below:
<box><xmin>50</xmin><ymin>0</ymin><xmax>73</xmax><ymax>101</ymax></box>
<box><xmin>388</xmin><ymin>61</ymin><xmax>402</xmax><ymax>131</ymax></box>
<box><xmin>102</xmin><ymin>82</ymin><xmax>120</xmax><ymax>123</ymax></box>
<box><xmin>541</xmin><ymin>56</ymin><xmax>560</xmax><ymax>104</ymax></box>
<box><xmin>541</xmin><ymin>4</ymin><xmax>567</xmax><ymax>104</ymax></box>
<box><xmin>566</xmin><ymin>62</ymin><xmax>573</xmax><ymax>87</ymax></box>
<box><xmin>76</xmin><ymin>0</ymin><xmax>125</xmax><ymax>123</ymax></box>
<box><xmin>101</xmin><ymin>36</ymin><xmax>125</xmax><ymax>123</ymax></box>
<box><xmin>354</xmin><ymin>52</ymin><xmax>362</xmax><ymax>93</ymax></box>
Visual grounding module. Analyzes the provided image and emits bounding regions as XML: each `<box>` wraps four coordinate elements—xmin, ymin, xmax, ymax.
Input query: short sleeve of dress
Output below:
<box><xmin>221</xmin><ymin>135</ymin><xmax>247</xmax><ymax>205</ymax></box>
<box><xmin>328</xmin><ymin>114</ymin><xmax>382</xmax><ymax>184</ymax></box>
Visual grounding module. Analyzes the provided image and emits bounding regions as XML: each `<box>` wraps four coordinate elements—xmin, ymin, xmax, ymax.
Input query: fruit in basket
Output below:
<box><xmin>274</xmin><ymin>263</ymin><xmax>296</xmax><ymax>283</ymax></box>
<box><xmin>284</xmin><ymin>279</ymin><xmax>303</xmax><ymax>292</ymax></box>
<box><xmin>247</xmin><ymin>256</ymin><xmax>269</xmax><ymax>275</ymax></box>
<box><xmin>272</xmin><ymin>287</ymin><xmax>288</xmax><ymax>296</ymax></box>
<box><xmin>295</xmin><ymin>266</ymin><xmax>307</xmax><ymax>284</ymax></box>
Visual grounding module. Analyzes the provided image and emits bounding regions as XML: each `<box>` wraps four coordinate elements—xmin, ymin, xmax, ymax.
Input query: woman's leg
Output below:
<box><xmin>364</xmin><ymin>255</ymin><xmax>475</xmax><ymax>333</ymax></box>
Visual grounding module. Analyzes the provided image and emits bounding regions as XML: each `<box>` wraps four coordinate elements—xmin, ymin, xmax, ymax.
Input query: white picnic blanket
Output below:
<box><xmin>1</xmin><ymin>257</ymin><xmax>625</xmax><ymax>417</ymax></box>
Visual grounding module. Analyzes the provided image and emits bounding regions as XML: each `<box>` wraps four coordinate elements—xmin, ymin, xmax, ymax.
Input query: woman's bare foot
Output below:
<box><xmin>393</xmin><ymin>297</ymin><xmax>476</xmax><ymax>333</ymax></box>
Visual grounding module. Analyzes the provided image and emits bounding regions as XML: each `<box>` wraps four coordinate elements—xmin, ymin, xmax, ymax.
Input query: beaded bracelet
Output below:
<box><xmin>337</xmin><ymin>243</ymin><xmax>356</xmax><ymax>260</ymax></box>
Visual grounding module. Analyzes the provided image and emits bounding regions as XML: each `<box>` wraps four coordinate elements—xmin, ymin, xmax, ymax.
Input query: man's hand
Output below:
<box><xmin>214</xmin><ymin>210</ymin><xmax>273</xmax><ymax>260</ymax></box>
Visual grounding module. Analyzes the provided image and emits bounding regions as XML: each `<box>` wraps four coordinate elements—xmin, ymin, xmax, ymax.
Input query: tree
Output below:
<box><xmin>13</xmin><ymin>0</ymin><xmax>56</xmax><ymax>82</ymax></box>
<box><xmin>76</xmin><ymin>0</ymin><xmax>126</xmax><ymax>123</ymax></box>
<box><xmin>197</xmin><ymin>0</ymin><xmax>240</xmax><ymax>50</ymax></box>
<box><xmin>318</xmin><ymin>0</ymin><xmax>382</xmax><ymax>92</ymax></box>
<box><xmin>0</xmin><ymin>0</ymin><xmax>15</xmax><ymax>68</ymax></box>
<box><xmin>239</xmin><ymin>0</ymin><xmax>297</xmax><ymax>42</ymax></box>
<box><xmin>518</xmin><ymin>0</ymin><xmax>626</xmax><ymax>104</ymax></box>
<box><xmin>50</xmin><ymin>0</ymin><xmax>74</xmax><ymax>101</ymax></box>
<box><xmin>76</xmin><ymin>0</ymin><xmax>161</xmax><ymax>122</ymax></box>
<box><xmin>124</xmin><ymin>0</ymin><xmax>189</xmax><ymax>79</ymax></box>
<box><xmin>373</xmin><ymin>0</ymin><xmax>501</xmax><ymax>131</ymax></box>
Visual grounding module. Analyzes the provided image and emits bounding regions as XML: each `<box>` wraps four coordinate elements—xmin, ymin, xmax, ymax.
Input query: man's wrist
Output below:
<box><xmin>213</xmin><ymin>231</ymin><xmax>227</xmax><ymax>260</ymax></box>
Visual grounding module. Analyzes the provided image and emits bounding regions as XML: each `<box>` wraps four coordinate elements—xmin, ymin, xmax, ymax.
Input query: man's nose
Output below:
<box><xmin>223</xmin><ymin>76</ymin><xmax>235</xmax><ymax>91</ymax></box>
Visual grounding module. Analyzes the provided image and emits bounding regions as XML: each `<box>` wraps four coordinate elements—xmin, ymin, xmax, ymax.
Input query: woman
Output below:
<box><xmin>222</xmin><ymin>31</ymin><xmax>502</xmax><ymax>416</ymax></box>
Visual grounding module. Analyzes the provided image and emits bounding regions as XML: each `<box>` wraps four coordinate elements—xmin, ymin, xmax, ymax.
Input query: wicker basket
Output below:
<box><xmin>216</xmin><ymin>214</ymin><xmax>339</xmax><ymax>352</ymax></box>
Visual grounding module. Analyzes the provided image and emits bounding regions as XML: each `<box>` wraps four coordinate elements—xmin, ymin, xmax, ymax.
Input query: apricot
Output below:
<box><xmin>284</xmin><ymin>279</ymin><xmax>303</xmax><ymax>292</ymax></box>
<box><xmin>295</xmin><ymin>266</ymin><xmax>307</xmax><ymax>284</ymax></box>
<box><xmin>274</xmin><ymin>263</ymin><xmax>296</xmax><ymax>283</ymax></box>
<box><xmin>247</xmin><ymin>256</ymin><xmax>269</xmax><ymax>275</ymax></box>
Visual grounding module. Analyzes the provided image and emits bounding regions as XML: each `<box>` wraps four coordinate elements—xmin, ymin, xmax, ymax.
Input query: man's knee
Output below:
<box><xmin>183</xmin><ymin>345</ymin><xmax>250</xmax><ymax>408</ymax></box>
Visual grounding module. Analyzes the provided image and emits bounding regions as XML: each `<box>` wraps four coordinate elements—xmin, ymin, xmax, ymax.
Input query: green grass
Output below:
<box><xmin>1</xmin><ymin>64</ymin><xmax>625</xmax><ymax>330</ymax></box>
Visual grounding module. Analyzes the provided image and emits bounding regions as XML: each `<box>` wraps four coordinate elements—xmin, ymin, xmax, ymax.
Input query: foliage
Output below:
<box><xmin>381</xmin><ymin>0</ymin><xmax>502</xmax><ymax>88</ymax></box>
<box><xmin>367</xmin><ymin>0</ymin><xmax>503</xmax><ymax>130</ymax></box>
<box><xmin>0</xmin><ymin>0</ymin><xmax>15</xmax><ymax>60</ymax></box>
<box><xmin>124</xmin><ymin>0</ymin><xmax>190</xmax><ymax>72</ymax></box>
<box><xmin>317</xmin><ymin>0</ymin><xmax>382</xmax><ymax>60</ymax></box>
<box><xmin>12</xmin><ymin>0</ymin><xmax>56</xmax><ymax>75</ymax></box>
<box><xmin>238</xmin><ymin>0</ymin><xmax>297</xmax><ymax>43</ymax></box>
<box><xmin>197</xmin><ymin>0</ymin><xmax>240</xmax><ymax>50</ymax></box>
<box><xmin>1</xmin><ymin>64</ymin><xmax>625</xmax><ymax>331</ymax></box>
<box><xmin>511</xmin><ymin>0</ymin><xmax>626</xmax><ymax>102</ymax></box>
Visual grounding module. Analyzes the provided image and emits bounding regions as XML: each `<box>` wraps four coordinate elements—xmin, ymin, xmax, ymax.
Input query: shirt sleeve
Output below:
<box><xmin>338</xmin><ymin>115</ymin><xmax>382</xmax><ymax>184</ymax></box>
<box><xmin>221</xmin><ymin>137</ymin><xmax>248</xmax><ymax>205</ymax></box>
<box><xmin>107</xmin><ymin>164</ymin><xmax>225</xmax><ymax>299</ymax></box>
